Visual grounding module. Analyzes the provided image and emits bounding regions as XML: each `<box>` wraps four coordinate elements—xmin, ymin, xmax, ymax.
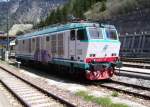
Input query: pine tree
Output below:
<box><xmin>49</xmin><ymin>10</ymin><xmax>56</xmax><ymax>24</ymax></box>
<box><xmin>36</xmin><ymin>0</ymin><xmax>105</xmax><ymax>28</ymax></box>
<box><xmin>100</xmin><ymin>1</ymin><xmax>106</xmax><ymax>12</ymax></box>
<box><xmin>62</xmin><ymin>5</ymin><xmax>68</xmax><ymax>23</ymax></box>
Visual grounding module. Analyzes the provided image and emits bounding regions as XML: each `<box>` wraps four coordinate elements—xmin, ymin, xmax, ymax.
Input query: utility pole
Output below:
<box><xmin>5</xmin><ymin>0</ymin><xmax>9</xmax><ymax>61</ymax></box>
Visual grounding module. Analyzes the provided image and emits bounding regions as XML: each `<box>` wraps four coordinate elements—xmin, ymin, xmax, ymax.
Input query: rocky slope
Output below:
<box><xmin>0</xmin><ymin>0</ymin><xmax>68</xmax><ymax>31</ymax></box>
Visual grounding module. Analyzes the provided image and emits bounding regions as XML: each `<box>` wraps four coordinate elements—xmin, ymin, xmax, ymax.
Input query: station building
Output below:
<box><xmin>0</xmin><ymin>32</ymin><xmax>16</xmax><ymax>58</ymax></box>
<box><xmin>0</xmin><ymin>32</ymin><xmax>15</xmax><ymax>49</ymax></box>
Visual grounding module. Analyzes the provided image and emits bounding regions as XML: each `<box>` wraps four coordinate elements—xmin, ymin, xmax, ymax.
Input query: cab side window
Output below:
<box><xmin>77</xmin><ymin>29</ymin><xmax>87</xmax><ymax>40</ymax></box>
<box><xmin>70</xmin><ymin>30</ymin><xmax>75</xmax><ymax>40</ymax></box>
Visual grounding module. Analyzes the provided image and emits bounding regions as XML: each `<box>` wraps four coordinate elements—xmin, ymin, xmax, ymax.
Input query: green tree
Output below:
<box><xmin>55</xmin><ymin>8</ymin><xmax>63</xmax><ymax>23</ymax></box>
<box><xmin>36</xmin><ymin>19</ymin><xmax>46</xmax><ymax>28</ymax></box>
<box><xmin>36</xmin><ymin>0</ymin><xmax>104</xmax><ymax>28</ymax></box>
<box><xmin>62</xmin><ymin>5</ymin><xmax>68</xmax><ymax>23</ymax></box>
<box><xmin>47</xmin><ymin>10</ymin><xmax>56</xmax><ymax>24</ymax></box>
<box><xmin>100</xmin><ymin>1</ymin><xmax>106</xmax><ymax>12</ymax></box>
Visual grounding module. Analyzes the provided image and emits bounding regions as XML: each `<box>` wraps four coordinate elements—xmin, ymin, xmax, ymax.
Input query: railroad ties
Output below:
<box><xmin>0</xmin><ymin>68</ymin><xmax>65</xmax><ymax>107</ymax></box>
<box><xmin>96</xmin><ymin>80</ymin><xmax>150</xmax><ymax>100</ymax></box>
<box><xmin>121</xmin><ymin>57</ymin><xmax>150</xmax><ymax>69</ymax></box>
<box><xmin>116</xmin><ymin>57</ymin><xmax>150</xmax><ymax>80</ymax></box>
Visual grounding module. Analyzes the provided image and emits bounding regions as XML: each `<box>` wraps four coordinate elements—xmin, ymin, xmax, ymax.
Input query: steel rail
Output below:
<box><xmin>115</xmin><ymin>69</ymin><xmax>150</xmax><ymax>80</ymax></box>
<box><xmin>121</xmin><ymin>57</ymin><xmax>150</xmax><ymax>64</ymax></box>
<box><xmin>94</xmin><ymin>80</ymin><xmax>150</xmax><ymax>100</ymax></box>
<box><xmin>0</xmin><ymin>80</ymin><xmax>29</xmax><ymax>107</ymax></box>
<box><xmin>0</xmin><ymin>66</ymin><xmax>76</xmax><ymax>107</ymax></box>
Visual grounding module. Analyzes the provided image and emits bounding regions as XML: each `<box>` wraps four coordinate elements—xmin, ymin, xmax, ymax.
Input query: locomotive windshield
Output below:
<box><xmin>105</xmin><ymin>29</ymin><xmax>118</xmax><ymax>40</ymax></box>
<box><xmin>89</xmin><ymin>28</ymin><xmax>103</xmax><ymax>39</ymax></box>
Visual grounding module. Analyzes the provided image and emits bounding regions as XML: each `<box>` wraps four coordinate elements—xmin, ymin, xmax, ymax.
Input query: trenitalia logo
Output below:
<box><xmin>103</xmin><ymin>45</ymin><xmax>108</xmax><ymax>51</ymax></box>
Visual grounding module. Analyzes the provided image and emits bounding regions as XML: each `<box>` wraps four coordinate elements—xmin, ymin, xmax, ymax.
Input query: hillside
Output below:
<box><xmin>0</xmin><ymin>0</ymin><xmax>68</xmax><ymax>31</ymax></box>
<box><xmin>85</xmin><ymin>0</ymin><xmax>150</xmax><ymax>20</ymax></box>
<box><xmin>1</xmin><ymin>0</ymin><xmax>149</xmax><ymax>34</ymax></box>
<box><xmin>84</xmin><ymin>0</ymin><xmax>150</xmax><ymax>34</ymax></box>
<box><xmin>37</xmin><ymin>0</ymin><xmax>103</xmax><ymax>28</ymax></box>
<box><xmin>84</xmin><ymin>0</ymin><xmax>150</xmax><ymax>33</ymax></box>
<box><xmin>37</xmin><ymin>0</ymin><xmax>150</xmax><ymax>28</ymax></box>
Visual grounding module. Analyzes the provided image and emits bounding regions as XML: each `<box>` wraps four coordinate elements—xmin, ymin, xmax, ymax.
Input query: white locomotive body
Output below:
<box><xmin>16</xmin><ymin>22</ymin><xmax>121</xmax><ymax>80</ymax></box>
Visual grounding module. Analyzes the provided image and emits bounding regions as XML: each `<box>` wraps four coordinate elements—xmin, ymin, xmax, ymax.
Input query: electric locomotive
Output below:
<box><xmin>16</xmin><ymin>22</ymin><xmax>122</xmax><ymax>80</ymax></box>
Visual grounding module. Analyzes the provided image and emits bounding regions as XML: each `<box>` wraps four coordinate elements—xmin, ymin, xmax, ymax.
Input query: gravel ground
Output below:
<box><xmin>112</xmin><ymin>75</ymin><xmax>150</xmax><ymax>88</ymax></box>
<box><xmin>0</xmin><ymin>61</ymin><xmax>149</xmax><ymax>107</ymax></box>
<box><xmin>0</xmin><ymin>62</ymin><xmax>100</xmax><ymax>107</ymax></box>
<box><xmin>87</xmin><ymin>85</ymin><xmax>150</xmax><ymax>107</ymax></box>
<box><xmin>19</xmin><ymin>69</ymin><xmax>150</xmax><ymax>107</ymax></box>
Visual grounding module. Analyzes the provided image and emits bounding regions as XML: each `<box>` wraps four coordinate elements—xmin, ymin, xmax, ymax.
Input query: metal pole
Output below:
<box><xmin>7</xmin><ymin>0</ymin><xmax>9</xmax><ymax>51</ymax></box>
<box><xmin>5</xmin><ymin>0</ymin><xmax>9</xmax><ymax>61</ymax></box>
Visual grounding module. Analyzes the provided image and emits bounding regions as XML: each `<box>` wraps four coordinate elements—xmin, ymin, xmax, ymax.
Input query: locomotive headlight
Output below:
<box><xmin>93</xmin><ymin>54</ymin><xmax>96</xmax><ymax>57</ymax></box>
<box><xmin>90</xmin><ymin>54</ymin><xmax>93</xmax><ymax>57</ymax></box>
<box><xmin>112</xmin><ymin>53</ymin><xmax>116</xmax><ymax>56</ymax></box>
<box><xmin>89</xmin><ymin>54</ymin><xmax>96</xmax><ymax>57</ymax></box>
<box><xmin>86</xmin><ymin>70</ymin><xmax>91</xmax><ymax>74</ymax></box>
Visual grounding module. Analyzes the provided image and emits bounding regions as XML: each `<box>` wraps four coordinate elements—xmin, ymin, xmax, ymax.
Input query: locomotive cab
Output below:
<box><xmin>86</xmin><ymin>25</ymin><xmax>120</xmax><ymax>62</ymax></box>
<box><xmin>84</xmin><ymin>24</ymin><xmax>121</xmax><ymax>80</ymax></box>
<box><xmin>67</xmin><ymin>23</ymin><xmax>121</xmax><ymax>80</ymax></box>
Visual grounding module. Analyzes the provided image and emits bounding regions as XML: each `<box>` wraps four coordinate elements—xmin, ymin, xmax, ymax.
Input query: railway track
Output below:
<box><xmin>0</xmin><ymin>62</ymin><xmax>100</xmax><ymax>107</ymax></box>
<box><xmin>12</xmin><ymin>64</ymin><xmax>150</xmax><ymax>100</ymax></box>
<box><xmin>1</xmin><ymin>60</ymin><xmax>150</xmax><ymax>105</ymax></box>
<box><xmin>94</xmin><ymin>80</ymin><xmax>150</xmax><ymax>100</ymax></box>
<box><xmin>0</xmin><ymin>68</ymin><xmax>71</xmax><ymax>107</ymax></box>
<box><xmin>121</xmin><ymin>57</ymin><xmax>150</xmax><ymax>64</ymax></box>
<box><xmin>120</xmin><ymin>57</ymin><xmax>150</xmax><ymax>69</ymax></box>
<box><xmin>115</xmin><ymin>68</ymin><xmax>150</xmax><ymax>80</ymax></box>
<box><xmin>122</xmin><ymin>62</ymin><xmax>150</xmax><ymax>69</ymax></box>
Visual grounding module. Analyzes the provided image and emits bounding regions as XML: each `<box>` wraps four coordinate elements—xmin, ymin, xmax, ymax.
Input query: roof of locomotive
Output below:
<box><xmin>17</xmin><ymin>22</ymin><xmax>116</xmax><ymax>40</ymax></box>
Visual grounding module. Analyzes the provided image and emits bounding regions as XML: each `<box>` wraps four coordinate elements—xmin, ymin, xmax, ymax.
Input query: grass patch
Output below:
<box><xmin>75</xmin><ymin>91</ymin><xmax>128</xmax><ymax>107</ymax></box>
<box><xmin>111</xmin><ymin>103</ymin><xmax>129</xmax><ymax>107</ymax></box>
<box><xmin>75</xmin><ymin>91</ymin><xmax>88</xmax><ymax>96</ymax></box>
<box><xmin>111</xmin><ymin>91</ymin><xmax>119</xmax><ymax>97</ymax></box>
<box><xmin>75</xmin><ymin>91</ymin><xmax>95</xmax><ymax>101</ymax></box>
<box><xmin>95</xmin><ymin>97</ymin><xmax>112</xmax><ymax>107</ymax></box>
<box><xmin>84</xmin><ymin>95</ymin><xmax>95</xmax><ymax>101</ymax></box>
